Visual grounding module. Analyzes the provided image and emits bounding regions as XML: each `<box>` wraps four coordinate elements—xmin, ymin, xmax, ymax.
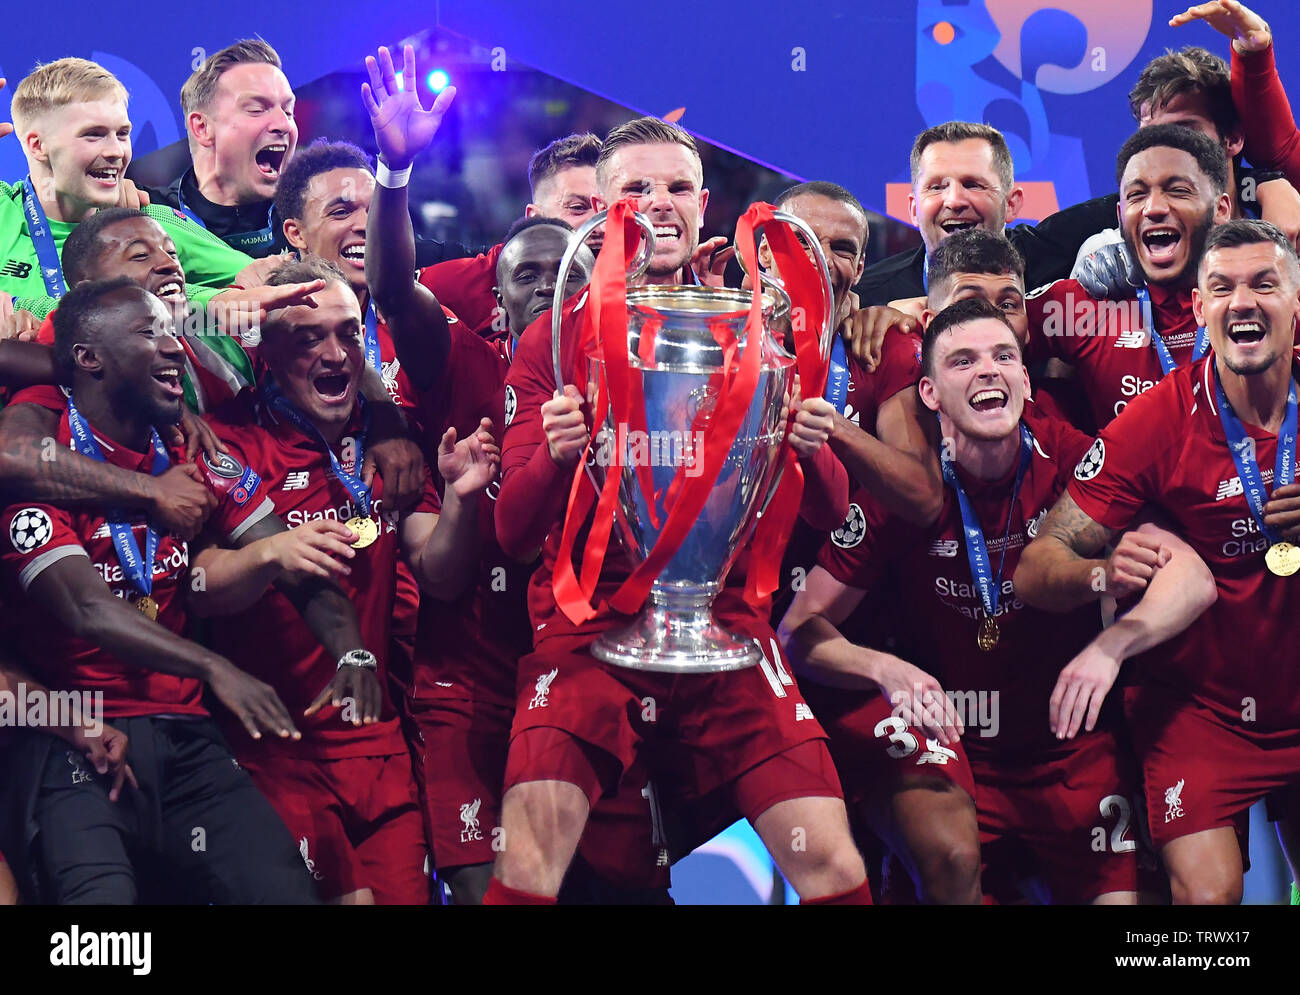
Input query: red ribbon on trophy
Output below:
<box><xmin>552</xmin><ymin>198</ymin><xmax>830</xmax><ymax>625</ymax></box>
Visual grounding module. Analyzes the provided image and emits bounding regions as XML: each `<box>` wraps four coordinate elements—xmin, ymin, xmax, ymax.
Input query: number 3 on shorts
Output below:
<box><xmin>873</xmin><ymin>716</ymin><xmax>919</xmax><ymax>760</ymax></box>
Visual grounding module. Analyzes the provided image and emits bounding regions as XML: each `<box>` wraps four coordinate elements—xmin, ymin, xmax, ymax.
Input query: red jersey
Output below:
<box><xmin>1026</xmin><ymin>278</ymin><xmax>1198</xmax><ymax>429</ymax></box>
<box><xmin>818</xmin><ymin>401</ymin><xmax>1101</xmax><ymax>760</ymax></box>
<box><xmin>416</xmin><ymin>244</ymin><xmax>503</xmax><ymax>337</ymax></box>
<box><xmin>412</xmin><ymin>318</ymin><xmax>534</xmax><ymax>706</ymax></box>
<box><xmin>843</xmin><ymin>327</ymin><xmax>922</xmax><ymax>433</ymax></box>
<box><xmin>206</xmin><ymin>391</ymin><xmax>439</xmax><ymax>759</ymax></box>
<box><xmin>374</xmin><ymin>316</ymin><xmax>420</xmax><ymax>414</ymax></box>
<box><xmin>1068</xmin><ymin>353</ymin><xmax>1300</xmax><ymax>732</ymax></box>
<box><xmin>0</xmin><ymin>409</ymin><xmax>272</xmax><ymax>718</ymax></box>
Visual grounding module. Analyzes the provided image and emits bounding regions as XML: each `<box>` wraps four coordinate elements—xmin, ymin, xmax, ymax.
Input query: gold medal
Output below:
<box><xmin>976</xmin><ymin>614</ymin><xmax>1000</xmax><ymax>652</ymax></box>
<box><xmin>345</xmin><ymin>515</ymin><xmax>378</xmax><ymax>549</ymax></box>
<box><xmin>1265</xmin><ymin>541</ymin><xmax>1300</xmax><ymax>577</ymax></box>
<box><xmin>134</xmin><ymin>595</ymin><xmax>159</xmax><ymax>621</ymax></box>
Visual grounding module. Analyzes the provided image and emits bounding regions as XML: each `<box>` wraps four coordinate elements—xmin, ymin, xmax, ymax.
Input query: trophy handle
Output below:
<box><xmin>551</xmin><ymin>208</ymin><xmax>658</xmax><ymax>393</ymax></box>
<box><xmin>741</xmin><ymin>210</ymin><xmax>837</xmax><ymax>518</ymax></box>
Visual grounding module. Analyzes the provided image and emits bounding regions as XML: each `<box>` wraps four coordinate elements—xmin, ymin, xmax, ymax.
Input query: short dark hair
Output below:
<box><xmin>910</xmin><ymin>122</ymin><xmax>1014</xmax><ymax>193</ymax></box>
<box><xmin>1129</xmin><ymin>46</ymin><xmax>1237</xmax><ymax>139</ymax></box>
<box><xmin>60</xmin><ymin>207</ymin><xmax>154</xmax><ymax>286</ymax></box>
<box><xmin>596</xmin><ymin>117</ymin><xmax>702</xmax><ymax>190</ymax></box>
<box><xmin>921</xmin><ymin>296</ymin><xmax>1019</xmax><ymax>380</ymax></box>
<box><xmin>503</xmin><ymin>215</ymin><xmax>574</xmax><ymax>244</ymax></box>
<box><xmin>1201</xmin><ymin>218</ymin><xmax>1300</xmax><ymax>280</ymax></box>
<box><xmin>273</xmin><ymin>139</ymin><xmax>372</xmax><ymax>223</ymax></box>
<box><xmin>266</xmin><ymin>255</ymin><xmax>350</xmax><ymax>290</ymax></box>
<box><xmin>927</xmin><ymin>229</ymin><xmax>1025</xmax><ymax>304</ymax></box>
<box><xmin>1115</xmin><ymin>123</ymin><xmax>1229</xmax><ymax>195</ymax></box>
<box><xmin>52</xmin><ymin>276</ymin><xmax>141</xmax><ymax>374</ymax></box>
<box><xmin>182</xmin><ymin>38</ymin><xmax>281</xmax><ymax>116</ymax></box>
<box><xmin>528</xmin><ymin>133</ymin><xmax>602</xmax><ymax>199</ymax></box>
<box><xmin>773</xmin><ymin>180</ymin><xmax>869</xmax><ymax>248</ymax></box>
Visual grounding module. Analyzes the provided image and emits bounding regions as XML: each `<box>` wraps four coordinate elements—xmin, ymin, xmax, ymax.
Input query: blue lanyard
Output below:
<box><xmin>364</xmin><ymin>303</ymin><xmax>381</xmax><ymax>375</ymax></box>
<box><xmin>21</xmin><ymin>176</ymin><xmax>67</xmax><ymax>298</ymax></box>
<box><xmin>262</xmin><ymin>380</ymin><xmax>372</xmax><ymax>515</ymax></box>
<box><xmin>922</xmin><ymin>250</ymin><xmax>929</xmax><ymax>294</ymax></box>
<box><xmin>1214</xmin><ymin>365</ymin><xmax>1298</xmax><ymax>545</ymax></box>
<box><xmin>176</xmin><ymin>187</ymin><xmax>275</xmax><ymax>254</ymax></box>
<box><xmin>67</xmin><ymin>396</ymin><xmax>169</xmax><ymax>596</ymax></box>
<box><xmin>939</xmin><ymin>421</ymin><xmax>1033</xmax><ymax>621</ymax></box>
<box><xmin>824</xmin><ymin>334</ymin><xmax>850</xmax><ymax>414</ymax></box>
<box><xmin>1135</xmin><ymin>286</ymin><xmax>1208</xmax><ymax>376</ymax></box>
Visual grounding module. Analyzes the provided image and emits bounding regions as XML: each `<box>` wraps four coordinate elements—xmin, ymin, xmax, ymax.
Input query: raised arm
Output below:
<box><xmin>362</xmin><ymin>44</ymin><xmax>454</xmax><ymax>391</ymax></box>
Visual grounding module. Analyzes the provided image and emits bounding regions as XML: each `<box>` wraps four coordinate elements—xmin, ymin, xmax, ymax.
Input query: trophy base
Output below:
<box><xmin>592</xmin><ymin>588</ymin><xmax>760</xmax><ymax>674</ymax></box>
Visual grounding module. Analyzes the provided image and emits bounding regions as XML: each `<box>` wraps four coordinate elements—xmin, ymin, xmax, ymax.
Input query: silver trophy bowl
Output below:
<box><xmin>552</xmin><ymin>208</ymin><xmax>833</xmax><ymax>673</ymax></box>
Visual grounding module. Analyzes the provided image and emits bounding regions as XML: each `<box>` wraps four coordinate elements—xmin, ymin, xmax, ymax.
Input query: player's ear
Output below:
<box><xmin>281</xmin><ymin>218</ymin><xmax>307</xmax><ymax>251</ymax></box>
<box><xmin>188</xmin><ymin>110</ymin><xmax>214</xmax><ymax>149</ymax></box>
<box><xmin>920</xmin><ymin>306</ymin><xmax>936</xmax><ymax>328</ymax></box>
<box><xmin>71</xmin><ymin>341</ymin><xmax>102</xmax><ymax>376</ymax></box>
<box><xmin>1214</xmin><ymin>191</ymin><xmax>1232</xmax><ymax>223</ymax></box>
<box><xmin>1222</xmin><ymin>126</ymin><xmax>1245</xmax><ymax>161</ymax></box>
<box><xmin>591</xmin><ymin>193</ymin><xmax>608</xmax><ymax>214</ymax></box>
<box><xmin>1191</xmin><ymin>285</ymin><xmax>1205</xmax><ymax>327</ymax></box>
<box><xmin>524</xmin><ymin>203</ymin><xmax>540</xmax><ymax>219</ymax></box>
<box><xmin>24</xmin><ymin>129</ymin><xmax>48</xmax><ymax>166</ymax></box>
<box><xmin>698</xmin><ymin>187</ymin><xmax>709</xmax><ymax>225</ymax></box>
<box><xmin>908</xmin><ymin>191</ymin><xmax>919</xmax><ymax>227</ymax></box>
<box><xmin>757</xmin><ymin>234</ymin><xmax>774</xmax><ymax>271</ymax></box>
<box><xmin>917</xmin><ymin>374</ymin><xmax>940</xmax><ymax>412</ymax></box>
<box><xmin>1004</xmin><ymin>184</ymin><xmax>1024</xmax><ymax>222</ymax></box>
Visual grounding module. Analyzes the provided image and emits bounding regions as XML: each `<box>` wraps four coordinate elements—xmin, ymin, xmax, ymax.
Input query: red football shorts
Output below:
<box><xmin>973</xmin><ymin>729</ymin><xmax>1152</xmax><ymax>904</ymax></box>
<box><xmin>240</xmin><ymin>751</ymin><xmax>429</xmax><ymax>904</ymax></box>
<box><xmin>407</xmin><ymin>697</ymin><xmax>510</xmax><ymax>870</ymax></box>
<box><xmin>1126</xmin><ymin>683</ymin><xmax>1300</xmax><ymax>860</ymax></box>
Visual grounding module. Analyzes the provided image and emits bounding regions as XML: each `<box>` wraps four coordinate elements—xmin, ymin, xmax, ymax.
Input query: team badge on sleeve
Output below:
<box><xmin>503</xmin><ymin>386</ymin><xmax>517</xmax><ymax>427</ymax></box>
<box><xmin>1074</xmin><ymin>439</ymin><xmax>1106</xmax><ymax>481</ymax></box>
<box><xmin>203</xmin><ymin>452</ymin><xmax>244</xmax><ymax>479</ymax></box>
<box><xmin>9</xmin><ymin>508</ymin><xmax>53</xmax><ymax>554</ymax></box>
<box><xmin>831</xmin><ymin>503</ymin><xmax>866</xmax><ymax>549</ymax></box>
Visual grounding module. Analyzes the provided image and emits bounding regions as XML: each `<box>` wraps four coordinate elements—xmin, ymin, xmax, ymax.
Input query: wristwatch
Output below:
<box><xmin>337</xmin><ymin>649</ymin><xmax>378</xmax><ymax>671</ymax></box>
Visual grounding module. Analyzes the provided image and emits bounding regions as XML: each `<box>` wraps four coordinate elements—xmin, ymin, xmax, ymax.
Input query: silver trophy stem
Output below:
<box><xmin>592</xmin><ymin>583</ymin><xmax>759</xmax><ymax>673</ymax></box>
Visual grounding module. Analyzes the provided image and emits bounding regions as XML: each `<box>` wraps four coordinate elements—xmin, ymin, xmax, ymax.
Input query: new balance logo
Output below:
<box><xmin>929</xmin><ymin>539</ymin><xmax>959</xmax><ymax>557</ymax></box>
<box><xmin>1114</xmin><ymin>328</ymin><xmax>1147</xmax><ymax>349</ymax></box>
<box><xmin>283</xmin><ymin>471</ymin><xmax>310</xmax><ymax>490</ymax></box>
<box><xmin>794</xmin><ymin>703</ymin><xmax>815</xmax><ymax>722</ymax></box>
<box><xmin>1215</xmin><ymin>477</ymin><xmax>1243</xmax><ymax>501</ymax></box>
<box><xmin>917</xmin><ymin>739</ymin><xmax>958</xmax><ymax>766</ymax></box>
<box><xmin>0</xmin><ymin>259</ymin><xmax>32</xmax><ymax>279</ymax></box>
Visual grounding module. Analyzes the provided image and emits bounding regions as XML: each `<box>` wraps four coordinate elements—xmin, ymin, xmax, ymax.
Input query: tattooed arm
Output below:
<box><xmin>1014</xmin><ymin>491</ymin><xmax>1124</xmax><ymax>611</ymax></box>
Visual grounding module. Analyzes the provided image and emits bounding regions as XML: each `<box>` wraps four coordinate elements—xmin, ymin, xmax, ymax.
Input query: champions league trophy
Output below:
<box><xmin>551</xmin><ymin>206</ymin><xmax>834</xmax><ymax>673</ymax></box>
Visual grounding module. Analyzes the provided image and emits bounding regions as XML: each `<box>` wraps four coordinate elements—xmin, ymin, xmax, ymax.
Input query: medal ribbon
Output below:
<box><xmin>66</xmin><ymin>396</ymin><xmax>169</xmax><ymax>597</ymax></box>
<box><xmin>1214</xmin><ymin>365</ymin><xmax>1298</xmax><ymax>546</ymax></box>
<box><xmin>263</xmin><ymin>380</ymin><xmax>373</xmax><ymax>516</ymax></box>
<box><xmin>364</xmin><ymin>304</ymin><xmax>382</xmax><ymax>375</ymax></box>
<box><xmin>177</xmin><ymin>188</ymin><xmax>276</xmax><ymax>254</ymax></box>
<box><xmin>22</xmin><ymin>176</ymin><xmax>68</xmax><ymax>298</ymax></box>
<box><xmin>824</xmin><ymin>334</ymin><xmax>850</xmax><ymax>414</ymax></box>
<box><xmin>1136</xmin><ymin>285</ymin><xmax>1208</xmax><ymax>377</ymax></box>
<box><xmin>939</xmin><ymin>421</ymin><xmax>1033</xmax><ymax>624</ymax></box>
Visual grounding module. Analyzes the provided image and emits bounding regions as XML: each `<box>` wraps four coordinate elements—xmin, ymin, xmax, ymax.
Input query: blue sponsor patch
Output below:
<box><xmin>230</xmin><ymin>466</ymin><xmax>261</xmax><ymax>506</ymax></box>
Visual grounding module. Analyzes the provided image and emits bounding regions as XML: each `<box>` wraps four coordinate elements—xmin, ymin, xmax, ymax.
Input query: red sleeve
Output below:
<box><xmin>495</xmin><ymin>302</ymin><xmax>577</xmax><ymax>558</ymax></box>
<box><xmin>1024</xmin><ymin>400</ymin><xmax>1093</xmax><ymax>491</ymax></box>
<box><xmin>37</xmin><ymin>312</ymin><xmax>55</xmax><ymax>346</ymax></box>
<box><xmin>1025</xmin><ymin>279</ymin><xmax>1087</xmax><ymax>364</ymax></box>
<box><xmin>797</xmin><ymin>444</ymin><xmax>849</xmax><ymax>529</ymax></box>
<box><xmin>8</xmin><ymin>384</ymin><xmax>67</xmax><ymax>412</ymax></box>
<box><xmin>873</xmin><ymin>328</ymin><xmax>922</xmax><ymax>404</ymax></box>
<box><xmin>814</xmin><ymin>492</ymin><xmax>898</xmax><ymax>591</ymax></box>
<box><xmin>0</xmin><ymin>502</ymin><xmax>86</xmax><ymax>592</ymax></box>
<box><xmin>195</xmin><ymin>434</ymin><xmax>275</xmax><ymax>542</ymax></box>
<box><xmin>416</xmin><ymin>244</ymin><xmax>503</xmax><ymax>334</ymax></box>
<box><xmin>1233</xmin><ymin>44</ymin><xmax>1300</xmax><ymax>187</ymax></box>
<box><xmin>1066</xmin><ymin>377</ymin><xmax>1180</xmax><ymax>530</ymax></box>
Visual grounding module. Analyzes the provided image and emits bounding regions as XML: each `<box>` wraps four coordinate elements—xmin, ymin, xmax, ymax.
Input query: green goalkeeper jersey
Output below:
<box><xmin>0</xmin><ymin>178</ymin><xmax>254</xmax><ymax>320</ymax></box>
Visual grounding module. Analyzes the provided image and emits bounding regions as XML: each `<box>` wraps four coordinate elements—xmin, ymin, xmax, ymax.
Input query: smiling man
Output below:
<box><xmin>1017</xmin><ymin>219</ymin><xmax>1300</xmax><ymax>904</ymax></box>
<box><xmin>1025</xmin><ymin>125</ymin><xmax>1233</xmax><ymax>431</ymax></box>
<box><xmin>0</xmin><ymin>58</ymin><xmax>259</xmax><ymax>320</ymax></box>
<box><xmin>490</xmin><ymin>217</ymin><xmax>592</xmax><ymax>340</ymax></box>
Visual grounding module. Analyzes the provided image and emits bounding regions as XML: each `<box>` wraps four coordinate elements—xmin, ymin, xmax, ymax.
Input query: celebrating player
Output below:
<box><xmin>195</xmin><ymin>257</ymin><xmax>496</xmax><ymax>904</ymax></box>
<box><xmin>2</xmin><ymin>58</ymin><xmax>262</xmax><ymax>320</ymax></box>
<box><xmin>1017</xmin><ymin>218</ymin><xmax>1300</xmax><ymax>904</ymax></box>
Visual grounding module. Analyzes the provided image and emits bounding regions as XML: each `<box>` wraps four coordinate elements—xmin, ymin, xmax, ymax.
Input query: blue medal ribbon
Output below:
<box><xmin>824</xmin><ymin>333</ymin><xmax>850</xmax><ymax>414</ymax></box>
<box><xmin>1214</xmin><ymin>365</ymin><xmax>1298</xmax><ymax>546</ymax></box>
<box><xmin>66</xmin><ymin>396</ymin><xmax>169</xmax><ymax>597</ymax></box>
<box><xmin>939</xmin><ymin>421</ymin><xmax>1033</xmax><ymax>623</ymax></box>
<box><xmin>176</xmin><ymin>188</ymin><xmax>275</xmax><ymax>254</ymax></box>
<box><xmin>364</xmin><ymin>303</ymin><xmax>382</xmax><ymax>375</ymax></box>
<box><xmin>1135</xmin><ymin>285</ymin><xmax>1208</xmax><ymax>377</ymax></box>
<box><xmin>262</xmin><ymin>379</ymin><xmax>373</xmax><ymax>516</ymax></box>
<box><xmin>21</xmin><ymin>176</ymin><xmax>68</xmax><ymax>298</ymax></box>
